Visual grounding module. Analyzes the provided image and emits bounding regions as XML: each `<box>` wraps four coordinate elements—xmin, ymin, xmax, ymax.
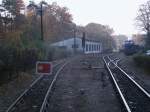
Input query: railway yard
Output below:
<box><xmin>1</xmin><ymin>0</ymin><xmax>150</xmax><ymax>112</ymax></box>
<box><xmin>0</xmin><ymin>53</ymin><xmax>150</xmax><ymax>112</ymax></box>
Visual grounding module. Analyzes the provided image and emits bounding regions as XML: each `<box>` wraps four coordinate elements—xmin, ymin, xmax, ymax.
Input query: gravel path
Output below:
<box><xmin>47</xmin><ymin>55</ymin><xmax>122</xmax><ymax>112</ymax></box>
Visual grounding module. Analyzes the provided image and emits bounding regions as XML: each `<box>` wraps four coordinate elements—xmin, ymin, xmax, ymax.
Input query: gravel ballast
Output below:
<box><xmin>0</xmin><ymin>72</ymin><xmax>39</xmax><ymax>112</ymax></box>
<box><xmin>111</xmin><ymin>52</ymin><xmax>150</xmax><ymax>92</ymax></box>
<box><xmin>47</xmin><ymin>55</ymin><xmax>122</xmax><ymax>112</ymax></box>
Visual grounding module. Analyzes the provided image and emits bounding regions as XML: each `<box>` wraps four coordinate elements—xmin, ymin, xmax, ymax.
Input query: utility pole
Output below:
<box><xmin>27</xmin><ymin>1</ymin><xmax>46</xmax><ymax>41</ymax></box>
<box><xmin>40</xmin><ymin>2</ymin><xmax>44</xmax><ymax>41</ymax></box>
<box><xmin>73</xmin><ymin>28</ymin><xmax>76</xmax><ymax>54</ymax></box>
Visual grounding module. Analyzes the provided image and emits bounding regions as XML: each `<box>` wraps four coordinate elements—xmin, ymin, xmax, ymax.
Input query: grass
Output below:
<box><xmin>133</xmin><ymin>54</ymin><xmax>150</xmax><ymax>73</ymax></box>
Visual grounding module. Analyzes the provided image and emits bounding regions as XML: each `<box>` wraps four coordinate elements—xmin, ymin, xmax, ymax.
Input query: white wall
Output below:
<box><xmin>51</xmin><ymin>38</ymin><xmax>83</xmax><ymax>51</ymax></box>
<box><xmin>51</xmin><ymin>38</ymin><xmax>102</xmax><ymax>54</ymax></box>
<box><xmin>85</xmin><ymin>41</ymin><xmax>101</xmax><ymax>54</ymax></box>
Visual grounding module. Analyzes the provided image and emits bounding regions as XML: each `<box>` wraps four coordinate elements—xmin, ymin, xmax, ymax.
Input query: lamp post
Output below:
<box><xmin>40</xmin><ymin>3</ymin><xmax>44</xmax><ymax>41</ymax></box>
<box><xmin>27</xmin><ymin>1</ymin><xmax>47</xmax><ymax>41</ymax></box>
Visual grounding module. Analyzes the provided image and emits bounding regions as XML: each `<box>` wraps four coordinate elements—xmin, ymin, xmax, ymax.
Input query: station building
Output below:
<box><xmin>51</xmin><ymin>37</ymin><xmax>102</xmax><ymax>54</ymax></box>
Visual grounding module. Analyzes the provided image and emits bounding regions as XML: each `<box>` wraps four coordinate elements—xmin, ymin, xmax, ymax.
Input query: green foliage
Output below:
<box><xmin>0</xmin><ymin>39</ymin><xmax>45</xmax><ymax>85</ymax></box>
<box><xmin>145</xmin><ymin>33</ymin><xmax>150</xmax><ymax>49</ymax></box>
<box><xmin>133</xmin><ymin>55</ymin><xmax>150</xmax><ymax>71</ymax></box>
<box><xmin>0</xmin><ymin>0</ymin><xmax>74</xmax><ymax>85</ymax></box>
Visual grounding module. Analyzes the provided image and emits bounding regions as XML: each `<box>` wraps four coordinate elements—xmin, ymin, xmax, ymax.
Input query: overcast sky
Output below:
<box><xmin>1</xmin><ymin>0</ymin><xmax>149</xmax><ymax>35</ymax></box>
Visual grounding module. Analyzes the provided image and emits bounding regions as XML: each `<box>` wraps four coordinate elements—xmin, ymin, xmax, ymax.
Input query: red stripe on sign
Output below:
<box><xmin>37</xmin><ymin>63</ymin><xmax>51</xmax><ymax>73</ymax></box>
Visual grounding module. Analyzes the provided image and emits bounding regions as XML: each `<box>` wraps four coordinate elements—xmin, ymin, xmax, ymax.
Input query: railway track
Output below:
<box><xmin>103</xmin><ymin>56</ymin><xmax>150</xmax><ymax>112</ymax></box>
<box><xmin>6</xmin><ymin>59</ymin><xmax>68</xmax><ymax>112</ymax></box>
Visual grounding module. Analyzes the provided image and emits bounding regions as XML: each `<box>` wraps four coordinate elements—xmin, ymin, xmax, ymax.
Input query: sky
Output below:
<box><xmin>1</xmin><ymin>0</ymin><xmax>149</xmax><ymax>35</ymax></box>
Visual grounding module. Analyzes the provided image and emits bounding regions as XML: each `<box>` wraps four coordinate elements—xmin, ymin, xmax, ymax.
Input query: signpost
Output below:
<box><xmin>36</xmin><ymin>61</ymin><xmax>52</xmax><ymax>75</ymax></box>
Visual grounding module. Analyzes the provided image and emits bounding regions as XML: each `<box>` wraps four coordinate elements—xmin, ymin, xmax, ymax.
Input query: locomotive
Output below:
<box><xmin>123</xmin><ymin>40</ymin><xmax>139</xmax><ymax>55</ymax></box>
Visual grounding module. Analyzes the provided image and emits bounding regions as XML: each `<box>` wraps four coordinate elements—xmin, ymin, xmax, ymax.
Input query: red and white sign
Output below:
<box><xmin>36</xmin><ymin>61</ymin><xmax>52</xmax><ymax>75</ymax></box>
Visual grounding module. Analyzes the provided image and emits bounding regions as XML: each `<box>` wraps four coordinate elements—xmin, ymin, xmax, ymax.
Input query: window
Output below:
<box><xmin>89</xmin><ymin>44</ymin><xmax>91</xmax><ymax>51</ymax></box>
<box><xmin>86</xmin><ymin>44</ymin><xmax>88</xmax><ymax>51</ymax></box>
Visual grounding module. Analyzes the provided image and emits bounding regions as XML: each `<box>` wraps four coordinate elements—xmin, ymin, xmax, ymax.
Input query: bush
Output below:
<box><xmin>0</xmin><ymin>45</ymin><xmax>43</xmax><ymax>84</ymax></box>
<box><xmin>48</xmin><ymin>47</ymin><xmax>71</xmax><ymax>60</ymax></box>
<box><xmin>133</xmin><ymin>55</ymin><xmax>150</xmax><ymax>70</ymax></box>
<box><xmin>17</xmin><ymin>49</ymin><xmax>39</xmax><ymax>72</ymax></box>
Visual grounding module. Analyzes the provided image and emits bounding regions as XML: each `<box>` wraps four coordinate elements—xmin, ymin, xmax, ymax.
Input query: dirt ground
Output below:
<box><xmin>47</xmin><ymin>54</ymin><xmax>122</xmax><ymax>112</ymax></box>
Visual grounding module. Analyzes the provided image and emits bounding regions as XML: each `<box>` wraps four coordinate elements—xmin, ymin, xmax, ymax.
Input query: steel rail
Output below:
<box><xmin>107</xmin><ymin>56</ymin><xmax>150</xmax><ymax>98</ymax></box>
<box><xmin>40</xmin><ymin>60</ymin><xmax>69</xmax><ymax>112</ymax></box>
<box><xmin>103</xmin><ymin>56</ymin><xmax>132</xmax><ymax>112</ymax></box>
<box><xmin>6</xmin><ymin>60</ymin><xmax>64</xmax><ymax>112</ymax></box>
<box><xmin>6</xmin><ymin>75</ymin><xmax>43</xmax><ymax>112</ymax></box>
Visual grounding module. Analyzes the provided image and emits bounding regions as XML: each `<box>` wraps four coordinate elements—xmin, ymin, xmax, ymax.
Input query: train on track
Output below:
<box><xmin>123</xmin><ymin>40</ymin><xmax>140</xmax><ymax>55</ymax></box>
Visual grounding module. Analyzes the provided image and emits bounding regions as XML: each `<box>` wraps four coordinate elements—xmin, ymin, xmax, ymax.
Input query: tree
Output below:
<box><xmin>136</xmin><ymin>1</ymin><xmax>150</xmax><ymax>48</ymax></box>
<box><xmin>2</xmin><ymin>0</ymin><xmax>25</xmax><ymax>16</ymax></box>
<box><xmin>26</xmin><ymin>2</ymin><xmax>73</xmax><ymax>42</ymax></box>
<box><xmin>2</xmin><ymin>0</ymin><xmax>25</xmax><ymax>29</ymax></box>
<box><xmin>0</xmin><ymin>1</ymin><xmax>74</xmax><ymax>82</ymax></box>
<box><xmin>83</xmin><ymin>23</ymin><xmax>115</xmax><ymax>51</ymax></box>
<box><xmin>43</xmin><ymin>2</ymin><xmax>73</xmax><ymax>42</ymax></box>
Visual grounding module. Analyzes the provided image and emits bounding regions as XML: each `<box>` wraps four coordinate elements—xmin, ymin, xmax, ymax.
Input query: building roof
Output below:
<box><xmin>51</xmin><ymin>37</ymin><xmax>101</xmax><ymax>44</ymax></box>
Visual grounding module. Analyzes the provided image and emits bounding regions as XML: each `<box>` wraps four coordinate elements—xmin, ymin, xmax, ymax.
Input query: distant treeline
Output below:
<box><xmin>0</xmin><ymin>0</ymin><xmax>115</xmax><ymax>84</ymax></box>
<box><xmin>0</xmin><ymin>0</ymin><xmax>74</xmax><ymax>84</ymax></box>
